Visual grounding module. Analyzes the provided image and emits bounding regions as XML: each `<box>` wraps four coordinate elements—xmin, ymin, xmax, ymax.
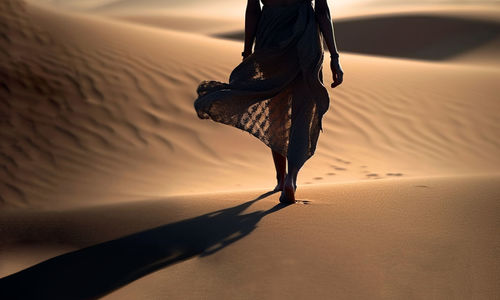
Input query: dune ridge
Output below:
<box><xmin>112</xmin><ymin>14</ymin><xmax>243</xmax><ymax>35</ymax></box>
<box><xmin>214</xmin><ymin>12</ymin><xmax>500</xmax><ymax>64</ymax></box>
<box><xmin>1</xmin><ymin>1</ymin><xmax>500</xmax><ymax>297</ymax></box>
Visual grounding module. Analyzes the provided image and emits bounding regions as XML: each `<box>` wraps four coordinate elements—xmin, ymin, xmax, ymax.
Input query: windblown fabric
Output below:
<box><xmin>194</xmin><ymin>0</ymin><xmax>330</xmax><ymax>169</ymax></box>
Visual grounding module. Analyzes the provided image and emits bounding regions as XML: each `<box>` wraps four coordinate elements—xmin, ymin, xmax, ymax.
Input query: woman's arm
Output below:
<box><xmin>243</xmin><ymin>0</ymin><xmax>262</xmax><ymax>60</ymax></box>
<box><xmin>314</xmin><ymin>0</ymin><xmax>343</xmax><ymax>88</ymax></box>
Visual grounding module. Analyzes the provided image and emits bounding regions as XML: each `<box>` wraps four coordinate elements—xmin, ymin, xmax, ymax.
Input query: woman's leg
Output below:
<box><xmin>282</xmin><ymin>164</ymin><xmax>298</xmax><ymax>203</ymax></box>
<box><xmin>267</xmin><ymin>85</ymin><xmax>292</xmax><ymax>192</ymax></box>
<box><xmin>280</xmin><ymin>74</ymin><xmax>314</xmax><ymax>203</ymax></box>
<box><xmin>272</xmin><ymin>149</ymin><xmax>286</xmax><ymax>191</ymax></box>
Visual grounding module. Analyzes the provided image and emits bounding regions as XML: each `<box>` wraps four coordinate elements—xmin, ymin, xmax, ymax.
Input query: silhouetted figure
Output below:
<box><xmin>194</xmin><ymin>0</ymin><xmax>343</xmax><ymax>203</ymax></box>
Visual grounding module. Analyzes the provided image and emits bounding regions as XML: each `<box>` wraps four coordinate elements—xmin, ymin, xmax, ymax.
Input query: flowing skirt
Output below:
<box><xmin>194</xmin><ymin>0</ymin><xmax>330</xmax><ymax>169</ymax></box>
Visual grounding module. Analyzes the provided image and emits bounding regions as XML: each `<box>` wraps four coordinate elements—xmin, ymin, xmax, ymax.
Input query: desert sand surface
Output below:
<box><xmin>112</xmin><ymin>14</ymin><xmax>243</xmax><ymax>35</ymax></box>
<box><xmin>1</xmin><ymin>0</ymin><xmax>500</xmax><ymax>298</ymax></box>
<box><xmin>1</xmin><ymin>175</ymin><xmax>499</xmax><ymax>299</ymax></box>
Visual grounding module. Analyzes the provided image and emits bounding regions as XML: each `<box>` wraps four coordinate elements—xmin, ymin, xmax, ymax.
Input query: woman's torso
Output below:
<box><xmin>260</xmin><ymin>0</ymin><xmax>311</xmax><ymax>7</ymax></box>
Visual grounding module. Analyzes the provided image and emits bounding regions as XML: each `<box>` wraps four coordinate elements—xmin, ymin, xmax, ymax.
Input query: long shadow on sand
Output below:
<box><xmin>0</xmin><ymin>191</ymin><xmax>287</xmax><ymax>300</ymax></box>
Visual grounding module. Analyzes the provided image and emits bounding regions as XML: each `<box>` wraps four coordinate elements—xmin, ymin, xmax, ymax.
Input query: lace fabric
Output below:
<box><xmin>194</xmin><ymin>1</ymin><xmax>330</xmax><ymax>169</ymax></box>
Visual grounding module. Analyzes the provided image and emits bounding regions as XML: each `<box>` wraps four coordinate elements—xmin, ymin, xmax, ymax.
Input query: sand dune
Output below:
<box><xmin>88</xmin><ymin>0</ymin><xmax>243</xmax><ymax>16</ymax></box>
<box><xmin>214</xmin><ymin>12</ymin><xmax>500</xmax><ymax>64</ymax></box>
<box><xmin>35</xmin><ymin>0</ymin><xmax>500</xmax><ymax>17</ymax></box>
<box><xmin>1</xmin><ymin>0</ymin><xmax>251</xmax><ymax>206</ymax></box>
<box><xmin>324</xmin><ymin>13</ymin><xmax>500</xmax><ymax>63</ymax></box>
<box><xmin>2</xmin><ymin>0</ymin><xmax>500</xmax><ymax>207</ymax></box>
<box><xmin>1</xmin><ymin>175</ymin><xmax>499</xmax><ymax>298</ymax></box>
<box><xmin>1</xmin><ymin>0</ymin><xmax>500</xmax><ymax>298</ymax></box>
<box><xmin>99</xmin><ymin>6</ymin><xmax>500</xmax><ymax>64</ymax></box>
<box><xmin>113</xmin><ymin>14</ymin><xmax>243</xmax><ymax>35</ymax></box>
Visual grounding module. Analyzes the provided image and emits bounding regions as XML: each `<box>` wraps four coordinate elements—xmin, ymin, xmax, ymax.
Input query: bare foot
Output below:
<box><xmin>273</xmin><ymin>173</ymin><xmax>286</xmax><ymax>192</ymax></box>
<box><xmin>279</xmin><ymin>175</ymin><xmax>295</xmax><ymax>204</ymax></box>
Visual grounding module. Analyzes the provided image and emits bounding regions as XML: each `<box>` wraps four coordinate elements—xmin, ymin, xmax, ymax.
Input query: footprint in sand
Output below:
<box><xmin>295</xmin><ymin>200</ymin><xmax>311</xmax><ymax>205</ymax></box>
<box><xmin>386</xmin><ymin>173</ymin><xmax>403</xmax><ymax>176</ymax></box>
<box><xmin>334</xmin><ymin>157</ymin><xmax>351</xmax><ymax>165</ymax></box>
<box><xmin>331</xmin><ymin>165</ymin><xmax>347</xmax><ymax>171</ymax></box>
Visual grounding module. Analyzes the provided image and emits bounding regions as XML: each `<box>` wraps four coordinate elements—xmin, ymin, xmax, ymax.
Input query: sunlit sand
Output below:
<box><xmin>1</xmin><ymin>0</ymin><xmax>499</xmax><ymax>298</ymax></box>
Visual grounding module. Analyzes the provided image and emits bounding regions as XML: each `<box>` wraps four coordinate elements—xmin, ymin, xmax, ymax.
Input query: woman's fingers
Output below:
<box><xmin>330</xmin><ymin>58</ymin><xmax>343</xmax><ymax>88</ymax></box>
<box><xmin>331</xmin><ymin>70</ymin><xmax>343</xmax><ymax>88</ymax></box>
<box><xmin>337</xmin><ymin>71</ymin><xmax>343</xmax><ymax>84</ymax></box>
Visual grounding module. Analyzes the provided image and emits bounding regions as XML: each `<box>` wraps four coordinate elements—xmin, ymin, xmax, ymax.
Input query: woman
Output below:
<box><xmin>194</xmin><ymin>0</ymin><xmax>344</xmax><ymax>203</ymax></box>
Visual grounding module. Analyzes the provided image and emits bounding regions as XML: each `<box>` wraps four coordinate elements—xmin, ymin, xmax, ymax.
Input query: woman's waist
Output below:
<box><xmin>261</xmin><ymin>0</ymin><xmax>311</xmax><ymax>9</ymax></box>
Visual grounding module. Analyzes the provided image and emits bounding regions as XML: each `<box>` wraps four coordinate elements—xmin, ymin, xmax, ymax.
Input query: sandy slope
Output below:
<box><xmin>1</xmin><ymin>0</ymin><xmax>500</xmax><ymax>298</ymax></box>
<box><xmin>212</xmin><ymin>9</ymin><xmax>500</xmax><ymax>65</ymax></box>
<box><xmin>102</xmin><ymin>6</ymin><xmax>500</xmax><ymax>65</ymax></box>
<box><xmin>1</xmin><ymin>175</ymin><xmax>499</xmax><ymax>298</ymax></box>
<box><xmin>113</xmin><ymin>14</ymin><xmax>243</xmax><ymax>35</ymax></box>
<box><xmin>2</xmin><ymin>0</ymin><xmax>499</xmax><ymax>207</ymax></box>
<box><xmin>2</xmin><ymin>0</ymin><xmax>254</xmax><ymax>206</ymax></box>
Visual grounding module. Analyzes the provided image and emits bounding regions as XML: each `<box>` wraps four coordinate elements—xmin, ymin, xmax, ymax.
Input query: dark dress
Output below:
<box><xmin>194</xmin><ymin>0</ymin><xmax>330</xmax><ymax>169</ymax></box>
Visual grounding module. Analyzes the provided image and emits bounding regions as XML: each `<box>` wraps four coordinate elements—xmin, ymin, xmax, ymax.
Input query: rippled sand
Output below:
<box><xmin>1</xmin><ymin>0</ymin><xmax>499</xmax><ymax>298</ymax></box>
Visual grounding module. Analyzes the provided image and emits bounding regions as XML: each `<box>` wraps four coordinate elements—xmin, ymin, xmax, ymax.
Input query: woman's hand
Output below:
<box><xmin>330</xmin><ymin>56</ymin><xmax>344</xmax><ymax>88</ymax></box>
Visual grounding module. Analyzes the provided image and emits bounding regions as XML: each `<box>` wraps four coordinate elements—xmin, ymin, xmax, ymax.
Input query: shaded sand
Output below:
<box><xmin>35</xmin><ymin>0</ymin><xmax>500</xmax><ymax>18</ymax></box>
<box><xmin>214</xmin><ymin>10</ymin><xmax>500</xmax><ymax>65</ymax></box>
<box><xmin>1</xmin><ymin>0</ymin><xmax>500</xmax><ymax>298</ymax></box>
<box><xmin>1</xmin><ymin>175</ymin><xmax>499</xmax><ymax>298</ymax></box>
